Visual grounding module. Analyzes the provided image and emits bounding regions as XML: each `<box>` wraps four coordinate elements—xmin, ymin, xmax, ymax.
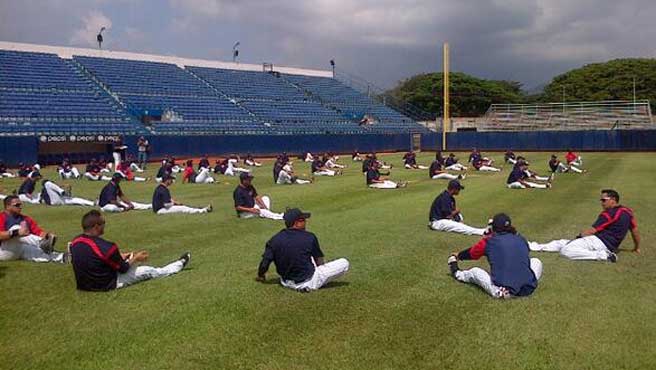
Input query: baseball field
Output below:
<box><xmin>1</xmin><ymin>151</ymin><xmax>654</xmax><ymax>370</ymax></box>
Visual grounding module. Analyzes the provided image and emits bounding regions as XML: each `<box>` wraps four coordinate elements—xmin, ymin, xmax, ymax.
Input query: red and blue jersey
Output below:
<box><xmin>457</xmin><ymin>232</ymin><xmax>538</xmax><ymax>296</ymax></box>
<box><xmin>0</xmin><ymin>211</ymin><xmax>43</xmax><ymax>235</ymax></box>
<box><xmin>70</xmin><ymin>234</ymin><xmax>130</xmax><ymax>291</ymax></box>
<box><xmin>592</xmin><ymin>206</ymin><xmax>637</xmax><ymax>252</ymax></box>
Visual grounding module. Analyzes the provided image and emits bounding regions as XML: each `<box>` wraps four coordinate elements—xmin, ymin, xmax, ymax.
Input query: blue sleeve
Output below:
<box><xmin>257</xmin><ymin>241</ymin><xmax>275</xmax><ymax>276</ymax></box>
<box><xmin>311</xmin><ymin>235</ymin><xmax>324</xmax><ymax>258</ymax></box>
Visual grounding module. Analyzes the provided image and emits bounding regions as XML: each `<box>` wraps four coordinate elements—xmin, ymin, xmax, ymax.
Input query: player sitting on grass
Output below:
<box><xmin>469</xmin><ymin>148</ymin><xmax>494</xmax><ymax>166</ymax></box>
<box><xmin>70</xmin><ymin>210</ymin><xmax>190</xmax><ymax>291</ymax></box>
<box><xmin>152</xmin><ymin>174</ymin><xmax>212</xmax><ymax>215</ymax></box>
<box><xmin>506</xmin><ymin>161</ymin><xmax>551</xmax><ymax>189</ymax></box>
<box><xmin>243</xmin><ymin>153</ymin><xmax>262</xmax><ymax>167</ymax></box>
<box><xmin>403</xmin><ymin>151</ymin><xmax>428</xmax><ymax>170</ymax></box>
<box><xmin>276</xmin><ymin>160</ymin><xmax>312</xmax><ymax>185</ymax></box>
<box><xmin>84</xmin><ymin>158</ymin><xmax>112</xmax><ymax>181</ymax></box>
<box><xmin>198</xmin><ymin>154</ymin><xmax>211</xmax><ymax>171</ymax></box>
<box><xmin>444</xmin><ymin>153</ymin><xmax>467</xmax><ymax>171</ymax></box>
<box><xmin>0</xmin><ymin>195</ymin><xmax>65</xmax><ymax>263</ymax></box>
<box><xmin>40</xmin><ymin>179</ymin><xmax>95</xmax><ymax>207</ymax></box>
<box><xmin>116</xmin><ymin>161</ymin><xmax>149</xmax><ymax>182</ymax></box>
<box><xmin>504</xmin><ymin>150</ymin><xmax>517</xmax><ymax>165</ymax></box>
<box><xmin>312</xmin><ymin>157</ymin><xmax>341</xmax><ymax>176</ymax></box>
<box><xmin>428</xmin><ymin>180</ymin><xmax>487</xmax><ymax>235</ymax></box>
<box><xmin>528</xmin><ymin>189</ymin><xmax>639</xmax><ymax>262</ymax></box>
<box><xmin>429</xmin><ymin>153</ymin><xmax>465</xmax><ymax>181</ymax></box>
<box><xmin>18</xmin><ymin>171</ymin><xmax>43</xmax><ymax>205</ymax></box>
<box><xmin>224</xmin><ymin>155</ymin><xmax>251</xmax><ymax>177</ymax></box>
<box><xmin>99</xmin><ymin>173</ymin><xmax>152</xmax><ymax>212</ymax></box>
<box><xmin>471</xmin><ymin>153</ymin><xmax>501</xmax><ymax>172</ymax></box>
<box><xmin>366</xmin><ymin>161</ymin><xmax>407</xmax><ymax>189</ymax></box>
<box><xmin>448</xmin><ymin>213</ymin><xmax>542</xmax><ymax>299</ymax></box>
<box><xmin>256</xmin><ymin>208</ymin><xmax>350</xmax><ymax>292</ymax></box>
<box><xmin>565</xmin><ymin>149</ymin><xmax>583</xmax><ymax>167</ymax></box>
<box><xmin>549</xmin><ymin>154</ymin><xmax>584</xmax><ymax>174</ymax></box>
<box><xmin>352</xmin><ymin>150</ymin><xmax>364</xmax><ymax>161</ymax></box>
<box><xmin>58</xmin><ymin>158</ymin><xmax>81</xmax><ymax>179</ymax></box>
<box><xmin>182</xmin><ymin>160</ymin><xmax>215</xmax><ymax>184</ymax></box>
<box><xmin>324</xmin><ymin>153</ymin><xmax>346</xmax><ymax>169</ymax></box>
<box><xmin>0</xmin><ymin>160</ymin><xmax>16</xmax><ymax>178</ymax></box>
<box><xmin>234</xmin><ymin>173</ymin><xmax>284</xmax><ymax>220</ymax></box>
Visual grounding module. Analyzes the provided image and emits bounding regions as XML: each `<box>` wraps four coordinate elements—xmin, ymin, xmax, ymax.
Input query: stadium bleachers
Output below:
<box><xmin>0</xmin><ymin>50</ymin><xmax>141</xmax><ymax>135</ymax></box>
<box><xmin>0</xmin><ymin>48</ymin><xmax>425</xmax><ymax>136</ymax></box>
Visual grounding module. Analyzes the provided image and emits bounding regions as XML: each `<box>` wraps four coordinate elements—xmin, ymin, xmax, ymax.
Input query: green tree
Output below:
<box><xmin>541</xmin><ymin>58</ymin><xmax>656</xmax><ymax>111</ymax></box>
<box><xmin>384</xmin><ymin>72</ymin><xmax>524</xmax><ymax>117</ymax></box>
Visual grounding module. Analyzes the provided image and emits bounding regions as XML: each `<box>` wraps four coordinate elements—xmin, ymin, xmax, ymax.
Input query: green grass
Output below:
<box><xmin>1</xmin><ymin>152</ymin><xmax>655</xmax><ymax>370</ymax></box>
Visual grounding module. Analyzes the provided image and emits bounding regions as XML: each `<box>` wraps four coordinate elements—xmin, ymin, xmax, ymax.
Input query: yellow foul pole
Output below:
<box><xmin>442</xmin><ymin>43</ymin><xmax>450</xmax><ymax>151</ymax></box>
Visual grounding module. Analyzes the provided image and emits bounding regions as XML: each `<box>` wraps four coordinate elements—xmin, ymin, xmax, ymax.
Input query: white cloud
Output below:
<box><xmin>69</xmin><ymin>10</ymin><xmax>112</xmax><ymax>47</ymax></box>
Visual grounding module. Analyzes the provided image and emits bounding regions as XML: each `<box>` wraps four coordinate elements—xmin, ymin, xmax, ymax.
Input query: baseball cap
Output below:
<box><xmin>283</xmin><ymin>208</ymin><xmax>311</xmax><ymax>228</ymax></box>
<box><xmin>30</xmin><ymin>171</ymin><xmax>41</xmax><ymax>178</ymax></box>
<box><xmin>239</xmin><ymin>172</ymin><xmax>254</xmax><ymax>181</ymax></box>
<box><xmin>447</xmin><ymin>180</ymin><xmax>464</xmax><ymax>190</ymax></box>
<box><xmin>490</xmin><ymin>213</ymin><xmax>512</xmax><ymax>232</ymax></box>
<box><xmin>112</xmin><ymin>172</ymin><xmax>124</xmax><ymax>180</ymax></box>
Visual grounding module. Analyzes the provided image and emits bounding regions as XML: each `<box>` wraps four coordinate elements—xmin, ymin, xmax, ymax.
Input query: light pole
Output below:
<box><xmin>330</xmin><ymin>59</ymin><xmax>335</xmax><ymax>78</ymax></box>
<box><xmin>97</xmin><ymin>27</ymin><xmax>106</xmax><ymax>49</ymax></box>
<box><xmin>232</xmin><ymin>42</ymin><xmax>240</xmax><ymax>63</ymax></box>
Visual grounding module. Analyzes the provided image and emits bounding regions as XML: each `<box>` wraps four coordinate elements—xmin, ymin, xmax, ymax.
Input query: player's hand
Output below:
<box><xmin>134</xmin><ymin>250</ymin><xmax>149</xmax><ymax>262</ymax></box>
<box><xmin>633</xmin><ymin>247</ymin><xmax>641</xmax><ymax>255</ymax></box>
<box><xmin>255</xmin><ymin>275</ymin><xmax>266</xmax><ymax>283</ymax></box>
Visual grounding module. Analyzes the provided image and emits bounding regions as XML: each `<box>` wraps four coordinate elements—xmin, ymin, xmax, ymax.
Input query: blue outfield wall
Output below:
<box><xmin>2</xmin><ymin>130</ymin><xmax>655</xmax><ymax>166</ymax></box>
<box><xmin>421</xmin><ymin>130</ymin><xmax>656</xmax><ymax>152</ymax></box>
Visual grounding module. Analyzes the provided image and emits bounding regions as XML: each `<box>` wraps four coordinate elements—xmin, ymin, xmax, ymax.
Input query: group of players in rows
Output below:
<box><xmin>0</xmin><ymin>148</ymin><xmax>640</xmax><ymax>298</ymax></box>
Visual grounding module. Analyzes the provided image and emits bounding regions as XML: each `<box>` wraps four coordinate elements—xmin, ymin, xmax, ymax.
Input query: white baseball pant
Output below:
<box><xmin>101</xmin><ymin>201</ymin><xmax>152</xmax><ymax>212</ymax></box>
<box><xmin>313</xmin><ymin>170</ymin><xmax>336</xmax><ymax>176</ymax></box>
<box><xmin>277</xmin><ymin>170</ymin><xmax>310</xmax><ymax>185</ymax></box>
<box><xmin>478</xmin><ymin>166</ymin><xmax>501</xmax><ymax>172</ymax></box>
<box><xmin>194</xmin><ymin>168</ymin><xmax>215</xmax><ymax>184</ymax></box>
<box><xmin>18</xmin><ymin>194</ymin><xmax>41</xmax><ymax>205</ymax></box>
<box><xmin>245</xmin><ymin>159</ymin><xmax>262</xmax><ymax>167</ymax></box>
<box><xmin>429</xmin><ymin>218</ymin><xmax>487</xmax><ymax>236</ymax></box>
<box><xmin>280</xmin><ymin>258</ymin><xmax>350</xmax><ymax>291</ymax></box>
<box><xmin>43</xmin><ymin>182</ymin><xmax>95</xmax><ymax>206</ymax></box>
<box><xmin>116</xmin><ymin>259</ymin><xmax>185</xmax><ymax>289</ymax></box>
<box><xmin>0</xmin><ymin>232</ymin><xmax>65</xmax><ymax>263</ymax></box>
<box><xmin>525</xmin><ymin>171</ymin><xmax>550</xmax><ymax>181</ymax></box>
<box><xmin>157</xmin><ymin>204</ymin><xmax>210</xmax><ymax>215</ymax></box>
<box><xmin>325</xmin><ymin>159</ymin><xmax>345</xmax><ymax>169</ymax></box>
<box><xmin>369</xmin><ymin>181</ymin><xmax>398</xmax><ymax>189</ymax></box>
<box><xmin>507</xmin><ymin>158</ymin><xmax>517</xmax><ymax>164</ymax></box>
<box><xmin>84</xmin><ymin>172</ymin><xmax>112</xmax><ymax>181</ymax></box>
<box><xmin>59</xmin><ymin>168</ymin><xmax>80</xmax><ymax>179</ymax></box>
<box><xmin>455</xmin><ymin>258</ymin><xmax>542</xmax><ymax>298</ymax></box>
<box><xmin>432</xmin><ymin>173</ymin><xmax>459</xmax><ymax>180</ymax></box>
<box><xmin>569</xmin><ymin>165</ymin><xmax>583</xmax><ymax>173</ymax></box>
<box><xmin>528</xmin><ymin>236</ymin><xmax>611</xmax><ymax>261</ymax></box>
<box><xmin>507</xmin><ymin>181</ymin><xmax>548</xmax><ymax>189</ymax></box>
<box><xmin>113</xmin><ymin>152</ymin><xmax>121</xmax><ymax>169</ymax></box>
<box><xmin>1</xmin><ymin>172</ymin><xmax>16</xmax><ymax>178</ymax></box>
<box><xmin>238</xmin><ymin>196</ymin><xmax>284</xmax><ymax>220</ymax></box>
<box><xmin>446</xmin><ymin>164</ymin><xmax>467</xmax><ymax>171</ymax></box>
<box><xmin>130</xmin><ymin>163</ymin><xmax>144</xmax><ymax>173</ymax></box>
<box><xmin>404</xmin><ymin>164</ymin><xmax>428</xmax><ymax>170</ymax></box>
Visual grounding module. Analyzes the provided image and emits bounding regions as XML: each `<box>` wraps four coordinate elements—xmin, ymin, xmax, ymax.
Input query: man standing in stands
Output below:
<box><xmin>99</xmin><ymin>173</ymin><xmax>151</xmax><ymax>212</ymax></box>
<box><xmin>256</xmin><ymin>208</ymin><xmax>350</xmax><ymax>292</ymax></box>
<box><xmin>447</xmin><ymin>213</ymin><xmax>542</xmax><ymax>299</ymax></box>
<box><xmin>137</xmin><ymin>136</ymin><xmax>149</xmax><ymax>170</ymax></box>
<box><xmin>528</xmin><ymin>189</ymin><xmax>639</xmax><ymax>262</ymax></box>
<box><xmin>428</xmin><ymin>180</ymin><xmax>487</xmax><ymax>235</ymax></box>
<box><xmin>234</xmin><ymin>173</ymin><xmax>284</xmax><ymax>220</ymax></box>
<box><xmin>40</xmin><ymin>178</ymin><xmax>95</xmax><ymax>207</ymax></box>
<box><xmin>152</xmin><ymin>174</ymin><xmax>212</xmax><ymax>215</ymax></box>
<box><xmin>18</xmin><ymin>171</ymin><xmax>42</xmax><ymax>205</ymax></box>
<box><xmin>0</xmin><ymin>195</ymin><xmax>64</xmax><ymax>263</ymax></box>
<box><xmin>70</xmin><ymin>210</ymin><xmax>190</xmax><ymax>291</ymax></box>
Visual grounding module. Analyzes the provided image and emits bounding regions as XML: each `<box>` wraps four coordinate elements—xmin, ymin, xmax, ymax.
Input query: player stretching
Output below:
<box><xmin>99</xmin><ymin>173</ymin><xmax>152</xmax><ymax>212</ymax></box>
<box><xmin>428</xmin><ymin>180</ymin><xmax>487</xmax><ymax>235</ymax></box>
<box><xmin>234</xmin><ymin>173</ymin><xmax>284</xmax><ymax>220</ymax></box>
<box><xmin>506</xmin><ymin>161</ymin><xmax>551</xmax><ymax>189</ymax></box>
<box><xmin>429</xmin><ymin>153</ymin><xmax>465</xmax><ymax>181</ymax></box>
<box><xmin>447</xmin><ymin>213</ymin><xmax>542</xmax><ymax>299</ymax></box>
<box><xmin>152</xmin><ymin>174</ymin><xmax>212</xmax><ymax>215</ymax></box>
<box><xmin>549</xmin><ymin>154</ymin><xmax>584</xmax><ymax>174</ymax></box>
<box><xmin>367</xmin><ymin>161</ymin><xmax>406</xmax><ymax>189</ymax></box>
<box><xmin>528</xmin><ymin>189</ymin><xmax>639</xmax><ymax>262</ymax></box>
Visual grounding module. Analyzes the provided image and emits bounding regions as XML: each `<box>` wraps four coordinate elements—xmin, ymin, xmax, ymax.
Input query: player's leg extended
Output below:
<box><xmin>116</xmin><ymin>260</ymin><xmax>185</xmax><ymax>289</ymax></box>
<box><xmin>432</xmin><ymin>173</ymin><xmax>459</xmax><ymax>180</ymax></box>
<box><xmin>559</xmin><ymin>236</ymin><xmax>610</xmax><ymax>261</ymax></box>
<box><xmin>530</xmin><ymin>258</ymin><xmax>543</xmax><ymax>280</ymax></box>
<box><xmin>124</xmin><ymin>201</ymin><xmax>152</xmax><ymax>210</ymax></box>
<box><xmin>429</xmin><ymin>219</ymin><xmax>486</xmax><ymax>235</ymax></box>
<box><xmin>507</xmin><ymin>182</ymin><xmax>526</xmax><ymax>189</ymax></box>
<box><xmin>101</xmin><ymin>204</ymin><xmax>124</xmax><ymax>212</ymax></box>
<box><xmin>310</xmin><ymin>258</ymin><xmax>350</xmax><ymax>290</ymax></box>
<box><xmin>454</xmin><ymin>267</ymin><xmax>506</xmax><ymax>298</ymax></box>
<box><xmin>63</xmin><ymin>196</ymin><xmax>95</xmax><ymax>207</ymax></box>
<box><xmin>528</xmin><ymin>239</ymin><xmax>569</xmax><ymax>252</ymax></box>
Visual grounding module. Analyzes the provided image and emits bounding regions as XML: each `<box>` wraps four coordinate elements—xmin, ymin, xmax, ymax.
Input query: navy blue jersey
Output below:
<box><xmin>85</xmin><ymin>164</ymin><xmax>100</xmax><ymax>173</ymax></box>
<box><xmin>362</xmin><ymin>158</ymin><xmax>373</xmax><ymax>172</ymax></box>
<box><xmin>429</xmin><ymin>190</ymin><xmax>456</xmax><ymax>221</ymax></box>
<box><xmin>458</xmin><ymin>232</ymin><xmax>538</xmax><ymax>296</ymax></box>
<box><xmin>258</xmin><ymin>228</ymin><xmax>324</xmax><ymax>283</ymax></box>
<box><xmin>445</xmin><ymin>157</ymin><xmax>457</xmax><ymax>166</ymax></box>
<box><xmin>506</xmin><ymin>167</ymin><xmax>527</xmax><ymax>184</ymax></box>
<box><xmin>311</xmin><ymin>159</ymin><xmax>324</xmax><ymax>173</ymax></box>
<box><xmin>273</xmin><ymin>161</ymin><xmax>283</xmax><ymax>182</ymax></box>
<box><xmin>592</xmin><ymin>206</ymin><xmax>637</xmax><ymax>252</ymax></box>
<box><xmin>198</xmin><ymin>158</ymin><xmax>210</xmax><ymax>169</ymax></box>
<box><xmin>233</xmin><ymin>185</ymin><xmax>258</xmax><ymax>210</ymax></box>
<box><xmin>152</xmin><ymin>184</ymin><xmax>172</xmax><ymax>212</ymax></box>
<box><xmin>156</xmin><ymin>165</ymin><xmax>170</xmax><ymax>179</ymax></box>
<box><xmin>99</xmin><ymin>181</ymin><xmax>122</xmax><ymax>207</ymax></box>
<box><xmin>18</xmin><ymin>178</ymin><xmax>36</xmax><ymax>195</ymax></box>
<box><xmin>548</xmin><ymin>159</ymin><xmax>559</xmax><ymax>172</ymax></box>
<box><xmin>70</xmin><ymin>234</ymin><xmax>130</xmax><ymax>291</ymax></box>
<box><xmin>429</xmin><ymin>160</ymin><xmax>443</xmax><ymax>178</ymax></box>
<box><xmin>366</xmin><ymin>168</ymin><xmax>380</xmax><ymax>185</ymax></box>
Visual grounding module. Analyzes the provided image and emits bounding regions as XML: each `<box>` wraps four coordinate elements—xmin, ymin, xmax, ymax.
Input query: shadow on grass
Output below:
<box><xmin>0</xmin><ymin>265</ymin><xmax>6</xmax><ymax>279</ymax></box>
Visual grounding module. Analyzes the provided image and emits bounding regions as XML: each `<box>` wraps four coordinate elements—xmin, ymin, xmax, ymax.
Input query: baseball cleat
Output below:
<box><xmin>61</xmin><ymin>251</ymin><xmax>71</xmax><ymax>264</ymax></box>
<box><xmin>447</xmin><ymin>255</ymin><xmax>460</xmax><ymax>277</ymax></box>
<box><xmin>179</xmin><ymin>252</ymin><xmax>191</xmax><ymax>267</ymax></box>
<box><xmin>607</xmin><ymin>251</ymin><xmax>618</xmax><ymax>263</ymax></box>
<box><xmin>39</xmin><ymin>233</ymin><xmax>57</xmax><ymax>254</ymax></box>
<box><xmin>206</xmin><ymin>203</ymin><xmax>213</xmax><ymax>213</ymax></box>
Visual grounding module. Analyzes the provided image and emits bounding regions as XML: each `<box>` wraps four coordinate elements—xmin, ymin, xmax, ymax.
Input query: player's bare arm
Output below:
<box><xmin>631</xmin><ymin>228</ymin><xmax>641</xmax><ymax>253</ymax></box>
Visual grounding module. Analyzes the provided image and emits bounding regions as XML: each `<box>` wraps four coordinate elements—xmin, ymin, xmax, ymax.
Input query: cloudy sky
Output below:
<box><xmin>1</xmin><ymin>0</ymin><xmax>654</xmax><ymax>90</ymax></box>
